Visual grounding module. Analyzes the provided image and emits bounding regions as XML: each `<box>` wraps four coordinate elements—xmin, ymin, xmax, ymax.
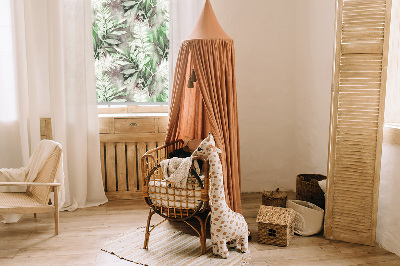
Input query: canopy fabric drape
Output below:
<box><xmin>166</xmin><ymin>38</ymin><xmax>242</xmax><ymax>212</ymax></box>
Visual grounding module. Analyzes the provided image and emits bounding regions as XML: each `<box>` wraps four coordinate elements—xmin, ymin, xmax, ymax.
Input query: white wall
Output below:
<box><xmin>377</xmin><ymin>142</ymin><xmax>400</xmax><ymax>256</ymax></box>
<box><xmin>294</xmin><ymin>1</ymin><xmax>335</xmax><ymax>178</ymax></box>
<box><xmin>212</xmin><ymin>0</ymin><xmax>335</xmax><ymax>192</ymax></box>
<box><xmin>212</xmin><ymin>0</ymin><xmax>297</xmax><ymax>192</ymax></box>
<box><xmin>377</xmin><ymin>2</ymin><xmax>400</xmax><ymax>256</ymax></box>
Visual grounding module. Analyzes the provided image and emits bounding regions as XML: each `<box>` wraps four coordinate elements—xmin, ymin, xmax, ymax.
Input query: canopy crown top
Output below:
<box><xmin>188</xmin><ymin>0</ymin><xmax>231</xmax><ymax>40</ymax></box>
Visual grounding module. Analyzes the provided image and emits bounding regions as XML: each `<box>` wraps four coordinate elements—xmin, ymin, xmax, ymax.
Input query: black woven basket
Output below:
<box><xmin>296</xmin><ymin>174</ymin><xmax>326</xmax><ymax>209</ymax></box>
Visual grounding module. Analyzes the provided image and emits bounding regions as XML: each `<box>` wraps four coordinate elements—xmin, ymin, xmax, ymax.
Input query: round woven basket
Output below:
<box><xmin>296</xmin><ymin>174</ymin><xmax>326</xmax><ymax>210</ymax></box>
<box><xmin>287</xmin><ymin>200</ymin><xmax>324</xmax><ymax>236</ymax></box>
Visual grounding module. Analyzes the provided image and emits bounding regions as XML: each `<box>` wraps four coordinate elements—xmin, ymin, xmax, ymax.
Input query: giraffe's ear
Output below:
<box><xmin>211</xmin><ymin>144</ymin><xmax>222</xmax><ymax>154</ymax></box>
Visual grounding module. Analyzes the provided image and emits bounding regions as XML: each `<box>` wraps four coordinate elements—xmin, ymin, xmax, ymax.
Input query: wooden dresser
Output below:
<box><xmin>99</xmin><ymin>114</ymin><xmax>168</xmax><ymax>200</ymax></box>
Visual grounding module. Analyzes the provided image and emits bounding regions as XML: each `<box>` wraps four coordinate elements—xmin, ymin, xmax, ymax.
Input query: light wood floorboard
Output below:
<box><xmin>0</xmin><ymin>192</ymin><xmax>399</xmax><ymax>265</ymax></box>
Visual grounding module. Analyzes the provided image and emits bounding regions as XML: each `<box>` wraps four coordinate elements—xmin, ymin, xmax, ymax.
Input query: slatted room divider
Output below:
<box><xmin>325</xmin><ymin>0</ymin><xmax>392</xmax><ymax>245</ymax></box>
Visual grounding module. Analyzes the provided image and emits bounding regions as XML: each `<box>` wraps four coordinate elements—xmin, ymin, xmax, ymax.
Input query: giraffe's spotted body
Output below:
<box><xmin>192</xmin><ymin>134</ymin><xmax>248</xmax><ymax>258</ymax></box>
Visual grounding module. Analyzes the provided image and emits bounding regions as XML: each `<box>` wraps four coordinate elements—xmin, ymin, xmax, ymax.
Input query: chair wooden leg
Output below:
<box><xmin>144</xmin><ymin>209</ymin><xmax>155</xmax><ymax>249</ymax></box>
<box><xmin>54</xmin><ymin>186</ymin><xmax>59</xmax><ymax>235</ymax></box>
<box><xmin>34</xmin><ymin>213</ymin><xmax>37</xmax><ymax>218</ymax></box>
<box><xmin>194</xmin><ymin>213</ymin><xmax>210</xmax><ymax>255</ymax></box>
<box><xmin>199</xmin><ymin>218</ymin><xmax>206</xmax><ymax>255</ymax></box>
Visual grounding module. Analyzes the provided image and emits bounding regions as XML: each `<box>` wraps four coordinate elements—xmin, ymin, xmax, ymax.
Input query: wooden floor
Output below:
<box><xmin>1</xmin><ymin>193</ymin><xmax>399</xmax><ymax>266</ymax></box>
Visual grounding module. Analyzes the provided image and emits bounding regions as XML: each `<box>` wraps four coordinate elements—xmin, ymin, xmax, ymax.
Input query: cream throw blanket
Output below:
<box><xmin>0</xmin><ymin>140</ymin><xmax>65</xmax><ymax>223</ymax></box>
<box><xmin>159</xmin><ymin>157</ymin><xmax>200</xmax><ymax>188</ymax></box>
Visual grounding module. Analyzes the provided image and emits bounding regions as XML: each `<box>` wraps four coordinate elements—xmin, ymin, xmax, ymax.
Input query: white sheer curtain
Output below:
<box><xmin>0</xmin><ymin>0</ymin><xmax>107</xmax><ymax>211</ymax></box>
<box><xmin>169</xmin><ymin>0</ymin><xmax>204</xmax><ymax>96</ymax></box>
<box><xmin>0</xmin><ymin>1</ymin><xmax>24</xmax><ymax>169</ymax></box>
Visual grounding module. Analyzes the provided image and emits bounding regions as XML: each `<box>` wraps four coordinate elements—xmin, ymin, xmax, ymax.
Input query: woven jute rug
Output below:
<box><xmin>102</xmin><ymin>226</ymin><xmax>250</xmax><ymax>265</ymax></box>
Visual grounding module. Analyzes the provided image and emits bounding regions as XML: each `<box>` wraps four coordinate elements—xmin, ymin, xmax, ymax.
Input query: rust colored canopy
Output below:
<box><xmin>166</xmin><ymin>0</ymin><xmax>242</xmax><ymax>212</ymax></box>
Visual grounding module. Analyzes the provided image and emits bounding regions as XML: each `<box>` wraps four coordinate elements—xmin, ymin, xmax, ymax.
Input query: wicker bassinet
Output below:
<box><xmin>141</xmin><ymin>140</ymin><xmax>210</xmax><ymax>254</ymax></box>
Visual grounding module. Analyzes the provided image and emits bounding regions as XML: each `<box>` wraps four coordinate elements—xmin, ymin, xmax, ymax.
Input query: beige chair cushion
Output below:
<box><xmin>26</xmin><ymin>146</ymin><xmax>61</xmax><ymax>205</ymax></box>
<box><xmin>0</xmin><ymin>193</ymin><xmax>42</xmax><ymax>207</ymax></box>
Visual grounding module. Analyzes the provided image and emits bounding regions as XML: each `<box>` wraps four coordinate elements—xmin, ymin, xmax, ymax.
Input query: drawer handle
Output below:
<box><xmin>129</xmin><ymin>123</ymin><xmax>138</xmax><ymax>127</ymax></box>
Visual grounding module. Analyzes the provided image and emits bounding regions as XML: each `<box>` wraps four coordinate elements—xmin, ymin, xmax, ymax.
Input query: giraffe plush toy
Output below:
<box><xmin>192</xmin><ymin>133</ymin><xmax>248</xmax><ymax>258</ymax></box>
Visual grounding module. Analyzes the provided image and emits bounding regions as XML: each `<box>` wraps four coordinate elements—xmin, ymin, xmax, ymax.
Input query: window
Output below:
<box><xmin>385</xmin><ymin>2</ymin><xmax>400</xmax><ymax>124</ymax></box>
<box><xmin>383</xmin><ymin>2</ymin><xmax>400</xmax><ymax>146</ymax></box>
<box><xmin>0</xmin><ymin>0</ymin><xmax>18</xmax><ymax>121</ymax></box>
<box><xmin>92</xmin><ymin>0</ymin><xmax>169</xmax><ymax>104</ymax></box>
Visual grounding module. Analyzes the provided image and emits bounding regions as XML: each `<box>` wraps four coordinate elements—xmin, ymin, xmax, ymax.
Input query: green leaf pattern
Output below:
<box><xmin>92</xmin><ymin>0</ymin><xmax>169</xmax><ymax>103</ymax></box>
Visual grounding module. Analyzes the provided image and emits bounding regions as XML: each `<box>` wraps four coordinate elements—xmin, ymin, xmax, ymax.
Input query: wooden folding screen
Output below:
<box><xmin>325</xmin><ymin>0</ymin><xmax>392</xmax><ymax>245</ymax></box>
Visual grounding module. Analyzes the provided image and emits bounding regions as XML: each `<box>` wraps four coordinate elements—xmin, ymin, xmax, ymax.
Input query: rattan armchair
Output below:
<box><xmin>0</xmin><ymin>145</ymin><xmax>62</xmax><ymax>234</ymax></box>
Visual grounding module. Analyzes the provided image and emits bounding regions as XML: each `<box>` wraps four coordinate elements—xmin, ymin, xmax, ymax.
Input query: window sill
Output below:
<box><xmin>383</xmin><ymin>123</ymin><xmax>400</xmax><ymax>146</ymax></box>
<box><xmin>98</xmin><ymin>113</ymin><xmax>167</xmax><ymax>118</ymax></box>
<box><xmin>98</xmin><ymin>104</ymin><xmax>168</xmax><ymax>116</ymax></box>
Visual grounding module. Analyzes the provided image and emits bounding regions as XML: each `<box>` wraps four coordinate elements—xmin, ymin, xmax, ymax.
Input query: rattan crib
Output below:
<box><xmin>141</xmin><ymin>140</ymin><xmax>210</xmax><ymax>254</ymax></box>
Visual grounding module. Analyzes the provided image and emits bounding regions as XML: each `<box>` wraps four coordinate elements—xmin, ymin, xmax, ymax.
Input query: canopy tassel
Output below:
<box><xmin>191</xmin><ymin>69</ymin><xmax>197</xmax><ymax>82</ymax></box>
<box><xmin>187</xmin><ymin>77</ymin><xmax>194</xmax><ymax>88</ymax></box>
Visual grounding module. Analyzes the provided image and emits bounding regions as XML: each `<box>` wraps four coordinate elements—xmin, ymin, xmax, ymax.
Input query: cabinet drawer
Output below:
<box><xmin>99</xmin><ymin>117</ymin><xmax>114</xmax><ymax>134</ymax></box>
<box><xmin>114</xmin><ymin>118</ymin><xmax>155</xmax><ymax>133</ymax></box>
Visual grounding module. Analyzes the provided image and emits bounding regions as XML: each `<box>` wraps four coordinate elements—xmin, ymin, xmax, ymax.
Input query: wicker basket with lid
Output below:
<box><xmin>257</xmin><ymin>205</ymin><xmax>296</xmax><ymax>247</ymax></box>
<box><xmin>262</xmin><ymin>188</ymin><xmax>287</xmax><ymax>208</ymax></box>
